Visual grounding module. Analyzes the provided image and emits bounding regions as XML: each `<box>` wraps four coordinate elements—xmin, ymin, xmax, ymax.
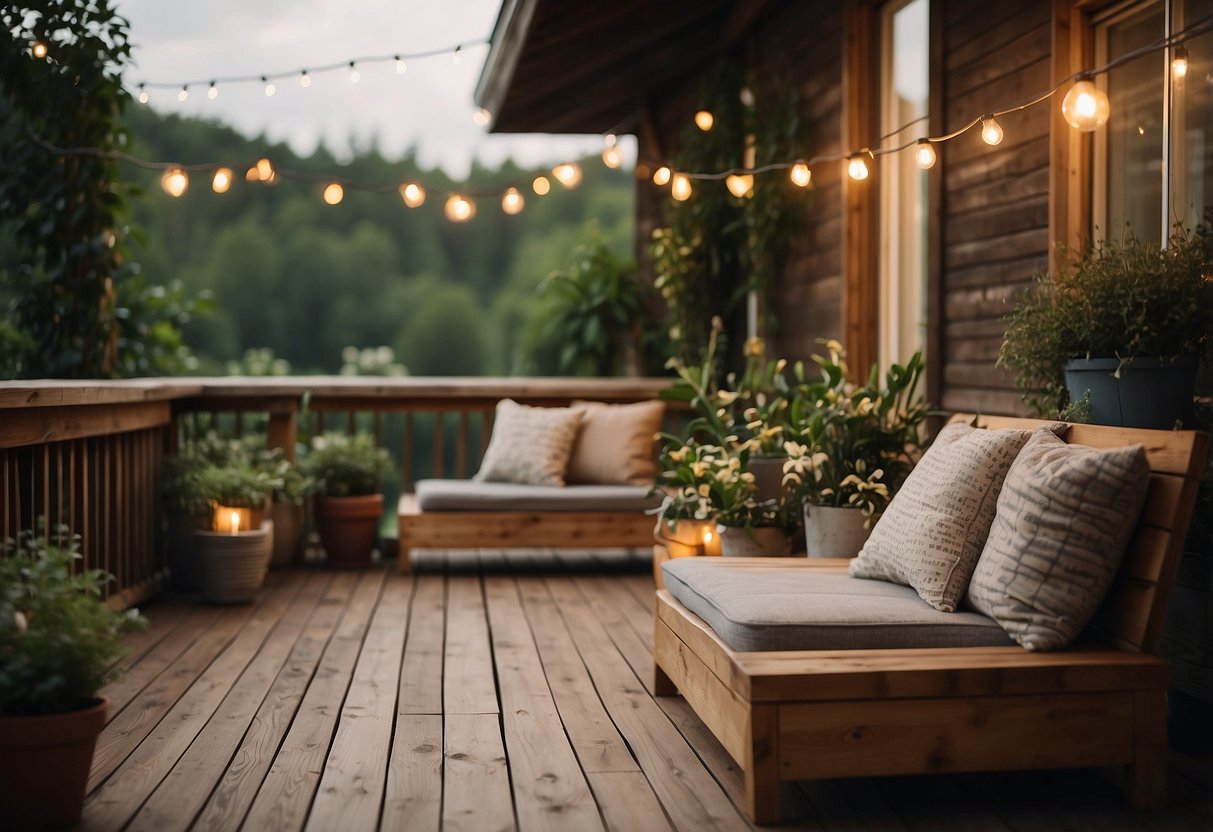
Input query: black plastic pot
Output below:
<box><xmin>1064</xmin><ymin>356</ymin><xmax>1199</xmax><ymax>429</ymax></box>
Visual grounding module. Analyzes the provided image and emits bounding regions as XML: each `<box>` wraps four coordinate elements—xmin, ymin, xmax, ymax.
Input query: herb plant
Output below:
<box><xmin>302</xmin><ymin>433</ymin><xmax>392</xmax><ymax>497</ymax></box>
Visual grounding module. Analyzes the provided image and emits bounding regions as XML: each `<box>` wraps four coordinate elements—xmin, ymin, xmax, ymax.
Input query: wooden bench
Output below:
<box><xmin>397</xmin><ymin>493</ymin><xmax>657</xmax><ymax>573</ymax></box>
<box><xmin>653</xmin><ymin>415</ymin><xmax>1208</xmax><ymax>824</ymax></box>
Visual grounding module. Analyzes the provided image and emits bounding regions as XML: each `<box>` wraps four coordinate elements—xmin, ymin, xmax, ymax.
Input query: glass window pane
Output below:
<box><xmin>1173</xmin><ymin>0</ymin><xmax>1213</xmax><ymax>229</ymax></box>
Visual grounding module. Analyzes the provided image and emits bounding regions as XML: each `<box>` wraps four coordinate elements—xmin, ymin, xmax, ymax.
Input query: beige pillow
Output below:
<box><xmin>848</xmin><ymin>422</ymin><xmax>1037</xmax><ymax>612</ymax></box>
<box><xmin>474</xmin><ymin>399</ymin><xmax>583</xmax><ymax>486</ymax></box>
<box><xmin>965</xmin><ymin>427</ymin><xmax>1149</xmax><ymax>651</ymax></box>
<box><xmin>565</xmin><ymin>400</ymin><xmax>665</xmax><ymax>486</ymax></box>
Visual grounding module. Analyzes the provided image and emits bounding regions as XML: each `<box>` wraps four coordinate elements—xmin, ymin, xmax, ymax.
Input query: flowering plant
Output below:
<box><xmin>655</xmin><ymin>441</ymin><xmax>756</xmax><ymax>527</ymax></box>
<box><xmin>782</xmin><ymin>342</ymin><xmax>928</xmax><ymax>525</ymax></box>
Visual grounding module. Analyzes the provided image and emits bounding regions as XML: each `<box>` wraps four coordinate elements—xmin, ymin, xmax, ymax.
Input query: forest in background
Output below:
<box><xmin>43</xmin><ymin>105</ymin><xmax>638</xmax><ymax>376</ymax></box>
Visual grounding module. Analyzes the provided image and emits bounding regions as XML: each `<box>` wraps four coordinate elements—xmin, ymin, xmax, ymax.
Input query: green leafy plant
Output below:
<box><xmin>194</xmin><ymin>461</ymin><xmax>279</xmax><ymax>509</ymax></box>
<box><xmin>0</xmin><ymin>526</ymin><xmax>145</xmax><ymax>715</ymax></box>
<box><xmin>999</xmin><ymin>219</ymin><xmax>1213</xmax><ymax>416</ymax></box>
<box><xmin>782</xmin><ymin>343</ymin><xmax>929</xmax><ymax>525</ymax></box>
<box><xmin>655</xmin><ymin>441</ymin><xmax>755</xmax><ymax>525</ymax></box>
<box><xmin>302</xmin><ymin>432</ymin><xmax>392</xmax><ymax>497</ymax></box>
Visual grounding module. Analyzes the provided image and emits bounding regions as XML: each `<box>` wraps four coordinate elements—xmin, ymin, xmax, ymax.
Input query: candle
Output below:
<box><xmin>213</xmin><ymin>505</ymin><xmax>254</xmax><ymax>534</ymax></box>
<box><xmin>701</xmin><ymin>524</ymin><xmax>724</xmax><ymax>557</ymax></box>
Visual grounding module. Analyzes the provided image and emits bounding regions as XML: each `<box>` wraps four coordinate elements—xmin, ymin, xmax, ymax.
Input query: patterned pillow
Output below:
<box><xmin>965</xmin><ymin>427</ymin><xmax>1149</xmax><ymax>651</ymax></box>
<box><xmin>474</xmin><ymin>400</ymin><xmax>583</xmax><ymax>486</ymax></box>
<box><xmin>848</xmin><ymin>422</ymin><xmax>1037</xmax><ymax>612</ymax></box>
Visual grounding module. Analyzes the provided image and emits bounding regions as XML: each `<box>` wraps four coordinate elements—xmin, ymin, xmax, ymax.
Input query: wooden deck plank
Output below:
<box><xmin>191</xmin><ymin>571</ymin><xmax>360</xmax><ymax>830</ymax></box>
<box><xmin>307</xmin><ymin>576</ymin><xmax>413</xmax><ymax>832</ymax></box>
<box><xmin>443</xmin><ymin>575</ymin><xmax>498</xmax><ymax>715</ymax></box>
<box><xmin>443</xmin><ymin>713</ymin><xmax>516</xmax><ymax>832</ymax></box>
<box><xmin>398</xmin><ymin>574</ymin><xmax>445</xmax><ymax>714</ymax></box>
<box><xmin>381</xmin><ymin>714</ymin><xmax>443</xmax><ymax>832</ymax></box>
<box><xmin>242</xmin><ymin>569</ymin><xmax>387</xmax><ymax>832</ymax></box>
<box><xmin>125</xmin><ymin>572</ymin><xmax>331</xmax><ymax>832</ymax></box>
<box><xmin>585</xmin><ymin>771</ymin><xmax>675</xmax><ymax>832</ymax></box>
<box><xmin>483</xmin><ymin>576</ymin><xmax>603</xmax><ymax>831</ymax></box>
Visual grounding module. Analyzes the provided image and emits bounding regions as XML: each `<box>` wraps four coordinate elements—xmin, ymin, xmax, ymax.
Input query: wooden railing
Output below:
<box><xmin>0</xmin><ymin>377</ymin><xmax>676</xmax><ymax>605</ymax></box>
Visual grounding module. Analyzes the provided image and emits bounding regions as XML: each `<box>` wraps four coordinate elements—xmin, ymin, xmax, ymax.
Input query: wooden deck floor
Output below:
<box><xmin>83</xmin><ymin>550</ymin><xmax>1212</xmax><ymax>831</ymax></box>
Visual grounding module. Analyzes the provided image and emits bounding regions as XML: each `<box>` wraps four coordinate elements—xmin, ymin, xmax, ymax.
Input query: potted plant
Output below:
<box><xmin>302</xmin><ymin>432</ymin><xmax>392</xmax><ymax>567</ymax></box>
<box><xmin>0</xmin><ymin>527</ymin><xmax>145</xmax><ymax>829</ymax></box>
<box><xmin>999</xmin><ymin>219</ymin><xmax>1212</xmax><ymax>427</ymax></box>
<box><xmin>654</xmin><ymin>440</ymin><xmax>733</xmax><ymax>558</ymax></box>
<box><xmin>783</xmin><ymin>342</ymin><xmax>928</xmax><ymax>557</ymax></box>
<box><xmin>247</xmin><ymin>442</ymin><xmax>311</xmax><ymax>568</ymax></box>
<box><xmin>194</xmin><ymin>460</ymin><xmax>279</xmax><ymax>603</ymax></box>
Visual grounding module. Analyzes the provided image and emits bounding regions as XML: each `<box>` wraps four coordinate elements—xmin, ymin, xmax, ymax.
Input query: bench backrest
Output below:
<box><xmin>952</xmin><ymin>414</ymin><xmax>1208</xmax><ymax>654</ymax></box>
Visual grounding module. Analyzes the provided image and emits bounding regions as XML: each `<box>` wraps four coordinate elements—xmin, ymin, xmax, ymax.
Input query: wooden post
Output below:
<box><xmin>1126</xmin><ymin>690</ymin><xmax>1167</xmax><ymax>808</ymax></box>
<box><xmin>266</xmin><ymin>400</ymin><xmax>299</xmax><ymax>463</ymax></box>
<box><xmin>744</xmin><ymin>704</ymin><xmax>781</xmax><ymax>825</ymax></box>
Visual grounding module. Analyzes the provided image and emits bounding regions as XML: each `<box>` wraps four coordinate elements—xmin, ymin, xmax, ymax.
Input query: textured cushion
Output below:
<box><xmin>663</xmin><ymin>558</ymin><xmax>1012</xmax><ymax>652</ymax></box>
<box><xmin>474</xmin><ymin>399</ymin><xmax>583</xmax><ymax>486</ymax></box>
<box><xmin>849</xmin><ymin>422</ymin><xmax>1040</xmax><ymax>612</ymax></box>
<box><xmin>965</xmin><ymin>427</ymin><xmax>1150</xmax><ymax>651</ymax></box>
<box><xmin>415</xmin><ymin>479</ymin><xmax>663</xmax><ymax>512</ymax></box>
<box><xmin>566</xmin><ymin>400</ymin><xmax>665</xmax><ymax>486</ymax></box>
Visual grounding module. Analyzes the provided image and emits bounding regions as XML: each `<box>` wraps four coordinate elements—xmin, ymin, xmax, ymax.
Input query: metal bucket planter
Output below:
<box><xmin>1064</xmin><ymin>356</ymin><xmax>1198</xmax><ymax>429</ymax></box>
<box><xmin>719</xmin><ymin>525</ymin><xmax>793</xmax><ymax>557</ymax></box>
<box><xmin>803</xmin><ymin>504</ymin><xmax>871</xmax><ymax>558</ymax></box>
<box><xmin>196</xmin><ymin>520</ymin><xmax>273</xmax><ymax>604</ymax></box>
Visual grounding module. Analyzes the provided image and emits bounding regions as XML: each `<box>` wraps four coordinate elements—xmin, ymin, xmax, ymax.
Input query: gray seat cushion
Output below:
<box><xmin>662</xmin><ymin>558</ymin><xmax>1014</xmax><ymax>652</ymax></box>
<box><xmin>414</xmin><ymin>479</ymin><xmax>663</xmax><ymax>513</ymax></box>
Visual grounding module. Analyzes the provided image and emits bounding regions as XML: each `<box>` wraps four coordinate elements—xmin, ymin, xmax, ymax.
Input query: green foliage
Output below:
<box><xmin>0</xmin><ymin>526</ymin><xmax>145</xmax><ymax>716</ymax></box>
<box><xmin>393</xmin><ymin>283</ymin><xmax>487</xmax><ymax>376</ymax></box>
<box><xmin>193</xmin><ymin>461</ymin><xmax>279</xmax><ymax>509</ymax></box>
<box><xmin>161</xmin><ymin>432</ymin><xmax>303</xmax><ymax>514</ymax></box>
<box><xmin>303</xmin><ymin>433</ymin><xmax>391</xmax><ymax>497</ymax></box>
<box><xmin>340</xmin><ymin>346</ymin><xmax>407</xmax><ymax>377</ymax></box>
<box><xmin>0</xmin><ymin>1</ymin><xmax>200</xmax><ymax>378</ymax></box>
<box><xmin>228</xmin><ymin>347</ymin><xmax>291</xmax><ymax>376</ymax></box>
<box><xmin>1000</xmin><ymin>219</ymin><xmax>1213</xmax><ymax>416</ymax></box>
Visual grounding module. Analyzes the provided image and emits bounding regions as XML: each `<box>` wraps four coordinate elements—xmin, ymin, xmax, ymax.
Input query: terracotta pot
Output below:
<box><xmin>653</xmin><ymin>516</ymin><xmax>707</xmax><ymax>558</ymax></box>
<box><xmin>314</xmin><ymin>494</ymin><xmax>383</xmax><ymax>567</ymax></box>
<box><xmin>803</xmin><ymin>504</ymin><xmax>872</xmax><ymax>558</ymax></box>
<box><xmin>196</xmin><ymin>521</ymin><xmax>273</xmax><ymax>604</ymax></box>
<box><xmin>719</xmin><ymin>525</ymin><xmax>793</xmax><ymax>557</ymax></box>
<box><xmin>270</xmin><ymin>500</ymin><xmax>305</xmax><ymax>568</ymax></box>
<box><xmin>0</xmin><ymin>697</ymin><xmax>108</xmax><ymax>829</ymax></box>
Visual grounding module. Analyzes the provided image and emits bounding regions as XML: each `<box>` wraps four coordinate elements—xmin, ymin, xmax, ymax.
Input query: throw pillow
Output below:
<box><xmin>965</xmin><ymin>427</ymin><xmax>1149</xmax><ymax>651</ymax></box>
<box><xmin>474</xmin><ymin>399</ymin><xmax>583</xmax><ymax>486</ymax></box>
<box><xmin>848</xmin><ymin>422</ymin><xmax>1038</xmax><ymax>612</ymax></box>
<box><xmin>566</xmin><ymin>400</ymin><xmax>665</xmax><ymax>486</ymax></box>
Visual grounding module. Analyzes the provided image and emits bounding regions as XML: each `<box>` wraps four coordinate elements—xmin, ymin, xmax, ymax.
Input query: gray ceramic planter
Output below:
<box><xmin>1063</xmin><ymin>356</ymin><xmax>1198</xmax><ymax>429</ymax></box>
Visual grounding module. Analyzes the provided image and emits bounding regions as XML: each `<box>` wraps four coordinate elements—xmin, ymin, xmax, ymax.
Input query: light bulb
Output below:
<box><xmin>501</xmin><ymin>187</ymin><xmax>524</xmax><ymax>215</ymax></box>
<box><xmin>1061</xmin><ymin>77</ymin><xmax>1110</xmax><ymax>132</ymax></box>
<box><xmin>914</xmin><ymin>140</ymin><xmax>937</xmax><ymax>169</ymax></box>
<box><xmin>702</xmin><ymin>527</ymin><xmax>714</xmax><ymax>546</ymax></box>
<box><xmin>246</xmin><ymin>166</ymin><xmax>259</xmax><ymax>181</ymax></box>
<box><xmin>349</xmin><ymin>62</ymin><xmax>360</xmax><ymax>83</ymax></box>
<box><xmin>473</xmin><ymin>107</ymin><xmax>491</xmax><ymax>126</ymax></box>
<box><xmin>207</xmin><ymin>82</ymin><xmax>218</xmax><ymax>100</ymax></box>
<box><xmin>323</xmin><ymin>183</ymin><xmax>344</xmax><ymax>205</ymax></box>
<box><xmin>256</xmin><ymin>158</ymin><xmax>274</xmax><ymax>181</ymax></box>
<box><xmin>177</xmin><ymin>86</ymin><xmax>189</xmax><ymax>102</ymax></box>
<box><xmin>739</xmin><ymin>86</ymin><xmax>755</xmax><ymax>108</ymax></box>
<box><xmin>790</xmin><ymin>162</ymin><xmax>811</xmax><ymax>187</ymax></box>
<box><xmin>264</xmin><ymin>79</ymin><xmax>276</xmax><ymax>97</ymax></box>
<box><xmin>601</xmin><ymin>145</ymin><xmax>622</xmax><ymax>169</ymax></box>
<box><xmin>671</xmin><ymin>173</ymin><xmax>692</xmax><ymax>201</ymax></box>
<box><xmin>395</xmin><ymin>56</ymin><xmax>407</xmax><ymax>74</ymax></box>
<box><xmin>981</xmin><ymin>116</ymin><xmax>1004</xmax><ymax>146</ymax></box>
<box><xmin>694</xmin><ymin>110</ymin><xmax>714</xmax><ymax>131</ymax></box>
<box><xmin>211</xmin><ymin>167</ymin><xmax>233</xmax><ymax>194</ymax></box>
<box><xmin>1172</xmin><ymin>46</ymin><xmax>1189</xmax><ymax>80</ymax></box>
<box><xmin>161</xmin><ymin>168</ymin><xmax>188</xmax><ymax>197</ymax></box>
<box><xmin>31</xmin><ymin>39</ymin><xmax>48</xmax><ymax>59</ymax></box>
<box><xmin>138</xmin><ymin>85</ymin><xmax>149</xmax><ymax>104</ymax></box>
<box><xmin>847</xmin><ymin>155</ymin><xmax>869</xmax><ymax>181</ymax></box>
<box><xmin>532</xmin><ymin>175</ymin><xmax>551</xmax><ymax>195</ymax></box>
<box><xmin>444</xmin><ymin>194</ymin><xmax>475</xmax><ymax>222</ymax></box>
<box><xmin>300</xmin><ymin>70</ymin><xmax>311</xmax><ymax>88</ymax></box>
<box><xmin>725</xmin><ymin>173</ymin><xmax>753</xmax><ymax>198</ymax></box>
<box><xmin>552</xmin><ymin>162</ymin><xmax>582</xmax><ymax>188</ymax></box>
<box><xmin>400</xmin><ymin>182</ymin><xmax>425</xmax><ymax>207</ymax></box>
<box><xmin>652</xmin><ymin>166</ymin><xmax>671</xmax><ymax>186</ymax></box>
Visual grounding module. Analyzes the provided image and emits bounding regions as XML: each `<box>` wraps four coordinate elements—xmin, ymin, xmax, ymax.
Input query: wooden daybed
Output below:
<box><xmin>653</xmin><ymin>415</ymin><xmax>1208</xmax><ymax>824</ymax></box>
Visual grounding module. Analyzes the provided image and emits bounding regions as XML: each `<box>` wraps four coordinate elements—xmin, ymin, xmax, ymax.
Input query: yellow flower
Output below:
<box><xmin>698</xmin><ymin>483</ymin><xmax>711</xmax><ymax>497</ymax></box>
<box><xmin>668</xmin><ymin>447</ymin><xmax>688</xmax><ymax>462</ymax></box>
<box><xmin>716</xmin><ymin>390</ymin><xmax>740</xmax><ymax>405</ymax></box>
<box><xmin>743</xmin><ymin>336</ymin><xmax>764</xmax><ymax>357</ymax></box>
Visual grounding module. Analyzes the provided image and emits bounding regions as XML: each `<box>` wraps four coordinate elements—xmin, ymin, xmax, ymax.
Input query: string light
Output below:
<box><xmin>138</xmin><ymin>84</ymin><xmax>149</xmax><ymax>104</ymax></box>
<box><xmin>847</xmin><ymin>154</ymin><xmax>869</xmax><ymax>181</ymax></box>
<box><xmin>263</xmin><ymin>76</ymin><xmax>276</xmax><ymax>97</ymax></box>
<box><xmin>532</xmin><ymin>175</ymin><xmax>551</xmax><ymax>195</ymax></box>
<box><xmin>444</xmin><ymin>194</ymin><xmax>475</xmax><ymax>222</ymax></box>
<box><xmin>501</xmin><ymin>187</ymin><xmax>524</xmax><ymax>215</ymax></box>
<box><xmin>602</xmin><ymin>135</ymin><xmax>622</xmax><ymax>169</ymax></box>
<box><xmin>473</xmin><ymin>108</ymin><xmax>491</xmax><ymax>126</ymax></box>
<box><xmin>1061</xmin><ymin>76</ymin><xmax>1110</xmax><ymax>132</ymax></box>
<box><xmin>694</xmin><ymin>110</ymin><xmax>715</xmax><ymax>132</ymax></box>
<box><xmin>211</xmin><ymin>167</ymin><xmax>233</xmax><ymax>193</ymax></box>
<box><xmin>255</xmin><ymin>158</ymin><xmax>275</xmax><ymax>181</ymax></box>
<box><xmin>177</xmin><ymin>86</ymin><xmax>189</xmax><ymax>102</ymax></box>
<box><xmin>980</xmin><ymin>116</ymin><xmax>1004</xmax><ymax>146</ymax></box>
<box><xmin>1172</xmin><ymin>46</ymin><xmax>1189</xmax><ymax>79</ymax></box>
<box><xmin>395</xmin><ymin>56</ymin><xmax>407</xmax><ymax>74</ymax></box>
<box><xmin>349</xmin><ymin>62</ymin><xmax>360</xmax><ymax>83</ymax></box>
<box><xmin>161</xmin><ymin>168</ymin><xmax>188</xmax><ymax>197</ymax></box>
<box><xmin>552</xmin><ymin>162</ymin><xmax>582</xmax><ymax>189</ymax></box>
<box><xmin>31</xmin><ymin>39</ymin><xmax>48</xmax><ymax>59</ymax></box>
<box><xmin>725</xmin><ymin>173</ymin><xmax>753</xmax><ymax>198</ymax></box>
<box><xmin>300</xmin><ymin>70</ymin><xmax>311</xmax><ymax>88</ymax></box>
<box><xmin>323</xmin><ymin>183</ymin><xmax>344</xmax><ymax>205</ymax></box>
<box><xmin>652</xmin><ymin>166</ymin><xmax>671</xmax><ymax>186</ymax></box>
<box><xmin>914</xmin><ymin>140</ymin><xmax>937</xmax><ymax>170</ymax></box>
<box><xmin>671</xmin><ymin>173</ymin><xmax>692</xmax><ymax>201</ymax></box>
<box><xmin>790</xmin><ymin>161</ymin><xmax>811</xmax><ymax>187</ymax></box>
<box><xmin>400</xmin><ymin>182</ymin><xmax>426</xmax><ymax>207</ymax></box>
<box><xmin>208</xmin><ymin>82</ymin><xmax>218</xmax><ymax>100</ymax></box>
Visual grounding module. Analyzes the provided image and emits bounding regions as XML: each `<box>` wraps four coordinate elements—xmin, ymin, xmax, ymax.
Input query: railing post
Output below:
<box><xmin>266</xmin><ymin>399</ymin><xmax>299</xmax><ymax>462</ymax></box>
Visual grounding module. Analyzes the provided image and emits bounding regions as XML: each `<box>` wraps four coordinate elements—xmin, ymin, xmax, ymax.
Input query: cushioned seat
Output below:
<box><xmin>414</xmin><ymin>478</ymin><xmax>664</xmax><ymax>513</ymax></box>
<box><xmin>662</xmin><ymin>558</ymin><xmax>1013</xmax><ymax>652</ymax></box>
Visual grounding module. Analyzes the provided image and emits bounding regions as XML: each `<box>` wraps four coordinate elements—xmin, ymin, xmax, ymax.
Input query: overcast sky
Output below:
<box><xmin>118</xmin><ymin>0</ymin><xmax>623</xmax><ymax>178</ymax></box>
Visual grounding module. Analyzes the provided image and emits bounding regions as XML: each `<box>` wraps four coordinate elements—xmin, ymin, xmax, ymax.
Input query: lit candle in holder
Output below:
<box><xmin>701</xmin><ymin>524</ymin><xmax>723</xmax><ymax>557</ymax></box>
<box><xmin>212</xmin><ymin>505</ymin><xmax>254</xmax><ymax>534</ymax></box>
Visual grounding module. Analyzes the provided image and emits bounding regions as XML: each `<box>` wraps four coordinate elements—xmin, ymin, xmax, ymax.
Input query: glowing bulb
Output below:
<box><xmin>138</xmin><ymin>86</ymin><xmax>149</xmax><ymax>104</ymax></box>
<box><xmin>207</xmin><ymin>82</ymin><xmax>218</xmax><ymax>100</ymax></box>
<box><xmin>161</xmin><ymin>168</ymin><xmax>188</xmax><ymax>197</ymax></box>
<box><xmin>1061</xmin><ymin>78</ymin><xmax>1110</xmax><ymax>132</ymax></box>
<box><xmin>395</xmin><ymin>56</ymin><xmax>407</xmax><ymax>74</ymax></box>
<box><xmin>552</xmin><ymin>162</ymin><xmax>582</xmax><ymax>188</ymax></box>
<box><xmin>256</xmin><ymin>158</ymin><xmax>274</xmax><ymax>181</ymax></box>
<box><xmin>671</xmin><ymin>173</ymin><xmax>692</xmax><ymax>201</ymax></box>
<box><xmin>178</xmin><ymin>86</ymin><xmax>189</xmax><ymax>102</ymax></box>
<box><xmin>652</xmin><ymin>166</ymin><xmax>671</xmax><ymax>186</ymax></box>
<box><xmin>725</xmin><ymin>173</ymin><xmax>753</xmax><ymax>198</ymax></box>
<box><xmin>847</xmin><ymin>155</ymin><xmax>869</xmax><ymax>181</ymax></box>
<box><xmin>914</xmin><ymin>140</ymin><xmax>937</xmax><ymax>169</ymax></box>
<box><xmin>702</xmin><ymin>527</ymin><xmax>714</xmax><ymax>546</ymax></box>
<box><xmin>444</xmin><ymin>194</ymin><xmax>475</xmax><ymax>222</ymax></box>
<box><xmin>211</xmin><ymin>168</ymin><xmax>233</xmax><ymax>194</ymax></box>
<box><xmin>501</xmin><ymin>187</ymin><xmax>524</xmax><ymax>215</ymax></box>
<box><xmin>230</xmin><ymin>511</ymin><xmax>240</xmax><ymax>535</ymax></box>
<box><xmin>532</xmin><ymin>175</ymin><xmax>551</xmax><ymax>195</ymax></box>
<box><xmin>473</xmin><ymin>107</ymin><xmax>491</xmax><ymax>126</ymax></box>
<box><xmin>981</xmin><ymin>116</ymin><xmax>1004</xmax><ymax>146</ymax></box>
<box><xmin>601</xmin><ymin>145</ymin><xmax>622</xmax><ymax>169</ymax></box>
<box><xmin>323</xmin><ymin>183</ymin><xmax>344</xmax><ymax>205</ymax></box>
<box><xmin>31</xmin><ymin>39</ymin><xmax>48</xmax><ymax>59</ymax></box>
<box><xmin>1172</xmin><ymin>46</ymin><xmax>1189</xmax><ymax>80</ymax></box>
<box><xmin>400</xmin><ymin>182</ymin><xmax>425</xmax><ymax>207</ymax></box>
<box><xmin>300</xmin><ymin>70</ymin><xmax>311</xmax><ymax>88</ymax></box>
<box><xmin>349</xmin><ymin>62</ymin><xmax>360</xmax><ymax>83</ymax></box>
<box><xmin>694</xmin><ymin>110</ymin><xmax>714</xmax><ymax>131</ymax></box>
<box><xmin>790</xmin><ymin>161</ymin><xmax>811</xmax><ymax>187</ymax></box>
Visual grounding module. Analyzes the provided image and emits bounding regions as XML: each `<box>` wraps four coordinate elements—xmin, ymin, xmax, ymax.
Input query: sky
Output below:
<box><xmin>118</xmin><ymin>0</ymin><xmax>628</xmax><ymax>178</ymax></box>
